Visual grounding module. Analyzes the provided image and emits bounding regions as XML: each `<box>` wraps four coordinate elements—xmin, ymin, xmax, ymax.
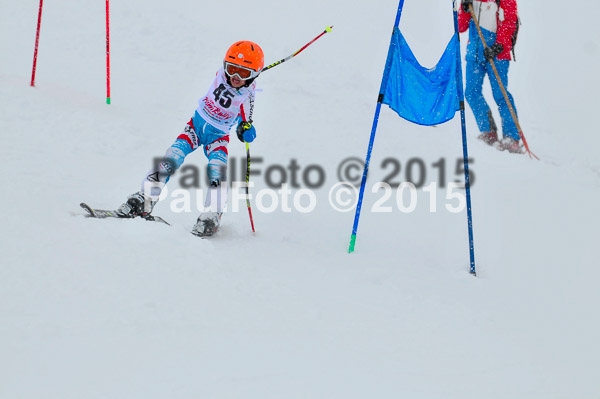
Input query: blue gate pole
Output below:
<box><xmin>452</xmin><ymin>0</ymin><xmax>477</xmax><ymax>275</ymax></box>
<box><xmin>348</xmin><ymin>0</ymin><xmax>405</xmax><ymax>253</ymax></box>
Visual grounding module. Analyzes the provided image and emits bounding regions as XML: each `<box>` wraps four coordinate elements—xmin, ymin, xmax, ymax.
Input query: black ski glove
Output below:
<box><xmin>461</xmin><ymin>0</ymin><xmax>473</xmax><ymax>13</ymax></box>
<box><xmin>236</xmin><ymin>121</ymin><xmax>256</xmax><ymax>143</ymax></box>
<box><xmin>484</xmin><ymin>43</ymin><xmax>504</xmax><ymax>61</ymax></box>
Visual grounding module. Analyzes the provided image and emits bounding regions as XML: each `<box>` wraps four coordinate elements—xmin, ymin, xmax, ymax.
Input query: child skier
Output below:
<box><xmin>115</xmin><ymin>41</ymin><xmax>264</xmax><ymax>237</ymax></box>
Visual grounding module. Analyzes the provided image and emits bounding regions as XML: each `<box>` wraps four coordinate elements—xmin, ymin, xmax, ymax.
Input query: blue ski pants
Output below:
<box><xmin>465</xmin><ymin>59</ymin><xmax>520</xmax><ymax>141</ymax></box>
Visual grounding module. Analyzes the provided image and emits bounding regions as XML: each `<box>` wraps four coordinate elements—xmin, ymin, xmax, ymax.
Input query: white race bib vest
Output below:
<box><xmin>196</xmin><ymin>68</ymin><xmax>255</xmax><ymax>131</ymax></box>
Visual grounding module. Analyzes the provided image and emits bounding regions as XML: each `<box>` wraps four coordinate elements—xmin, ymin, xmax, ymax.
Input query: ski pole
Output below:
<box><xmin>30</xmin><ymin>0</ymin><xmax>44</xmax><ymax>87</ymax></box>
<box><xmin>245</xmin><ymin>142</ymin><xmax>256</xmax><ymax>233</ymax></box>
<box><xmin>240</xmin><ymin>112</ymin><xmax>256</xmax><ymax>233</ymax></box>
<box><xmin>468</xmin><ymin>4</ymin><xmax>538</xmax><ymax>159</ymax></box>
<box><xmin>262</xmin><ymin>26</ymin><xmax>333</xmax><ymax>72</ymax></box>
<box><xmin>241</xmin><ymin>25</ymin><xmax>332</xmax><ymax>233</ymax></box>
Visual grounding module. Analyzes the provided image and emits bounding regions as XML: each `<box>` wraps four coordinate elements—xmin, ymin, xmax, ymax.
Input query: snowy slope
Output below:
<box><xmin>1</xmin><ymin>0</ymin><xmax>600</xmax><ymax>398</ymax></box>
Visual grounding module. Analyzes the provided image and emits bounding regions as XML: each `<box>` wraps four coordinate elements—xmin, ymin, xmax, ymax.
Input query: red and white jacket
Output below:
<box><xmin>458</xmin><ymin>0</ymin><xmax>518</xmax><ymax>61</ymax></box>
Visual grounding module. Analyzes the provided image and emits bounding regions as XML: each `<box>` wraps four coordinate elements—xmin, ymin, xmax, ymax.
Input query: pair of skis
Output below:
<box><xmin>80</xmin><ymin>203</ymin><xmax>216</xmax><ymax>238</ymax></box>
<box><xmin>80</xmin><ymin>203</ymin><xmax>170</xmax><ymax>225</ymax></box>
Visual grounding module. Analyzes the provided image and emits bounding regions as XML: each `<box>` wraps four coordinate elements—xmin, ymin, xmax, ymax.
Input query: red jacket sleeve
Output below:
<box><xmin>458</xmin><ymin>6</ymin><xmax>471</xmax><ymax>33</ymax></box>
<box><xmin>496</xmin><ymin>0</ymin><xmax>518</xmax><ymax>54</ymax></box>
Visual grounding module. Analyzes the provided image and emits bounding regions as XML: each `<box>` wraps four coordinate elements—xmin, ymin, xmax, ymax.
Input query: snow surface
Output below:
<box><xmin>1</xmin><ymin>0</ymin><xmax>600</xmax><ymax>398</ymax></box>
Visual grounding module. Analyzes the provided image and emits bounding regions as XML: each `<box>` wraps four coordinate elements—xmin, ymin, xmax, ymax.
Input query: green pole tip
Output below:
<box><xmin>348</xmin><ymin>234</ymin><xmax>357</xmax><ymax>253</ymax></box>
<box><xmin>106</xmin><ymin>97</ymin><xmax>111</xmax><ymax>105</ymax></box>
<box><xmin>325</xmin><ymin>26</ymin><xmax>333</xmax><ymax>33</ymax></box>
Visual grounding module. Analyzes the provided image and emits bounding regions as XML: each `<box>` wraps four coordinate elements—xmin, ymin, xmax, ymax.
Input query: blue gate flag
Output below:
<box><xmin>383</xmin><ymin>28</ymin><xmax>460</xmax><ymax>126</ymax></box>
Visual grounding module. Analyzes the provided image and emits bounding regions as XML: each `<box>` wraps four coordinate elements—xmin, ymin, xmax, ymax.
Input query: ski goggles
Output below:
<box><xmin>224</xmin><ymin>62</ymin><xmax>260</xmax><ymax>80</ymax></box>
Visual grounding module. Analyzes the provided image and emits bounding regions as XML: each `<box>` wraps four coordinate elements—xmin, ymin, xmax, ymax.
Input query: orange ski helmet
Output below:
<box><xmin>224</xmin><ymin>41</ymin><xmax>264</xmax><ymax>74</ymax></box>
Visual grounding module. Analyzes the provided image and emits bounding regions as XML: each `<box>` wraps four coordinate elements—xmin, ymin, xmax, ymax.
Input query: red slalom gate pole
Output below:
<box><xmin>106</xmin><ymin>0</ymin><xmax>111</xmax><ymax>104</ymax></box>
<box><xmin>30</xmin><ymin>0</ymin><xmax>44</xmax><ymax>87</ymax></box>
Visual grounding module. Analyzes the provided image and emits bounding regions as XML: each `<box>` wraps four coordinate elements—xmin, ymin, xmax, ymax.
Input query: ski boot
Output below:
<box><xmin>495</xmin><ymin>137</ymin><xmax>524</xmax><ymax>154</ymax></box>
<box><xmin>191</xmin><ymin>212</ymin><xmax>222</xmax><ymax>238</ymax></box>
<box><xmin>477</xmin><ymin>131</ymin><xmax>499</xmax><ymax>146</ymax></box>
<box><xmin>116</xmin><ymin>192</ymin><xmax>156</xmax><ymax>217</ymax></box>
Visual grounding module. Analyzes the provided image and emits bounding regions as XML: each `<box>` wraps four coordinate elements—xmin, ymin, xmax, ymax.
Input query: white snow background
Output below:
<box><xmin>1</xmin><ymin>0</ymin><xmax>599</xmax><ymax>398</ymax></box>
